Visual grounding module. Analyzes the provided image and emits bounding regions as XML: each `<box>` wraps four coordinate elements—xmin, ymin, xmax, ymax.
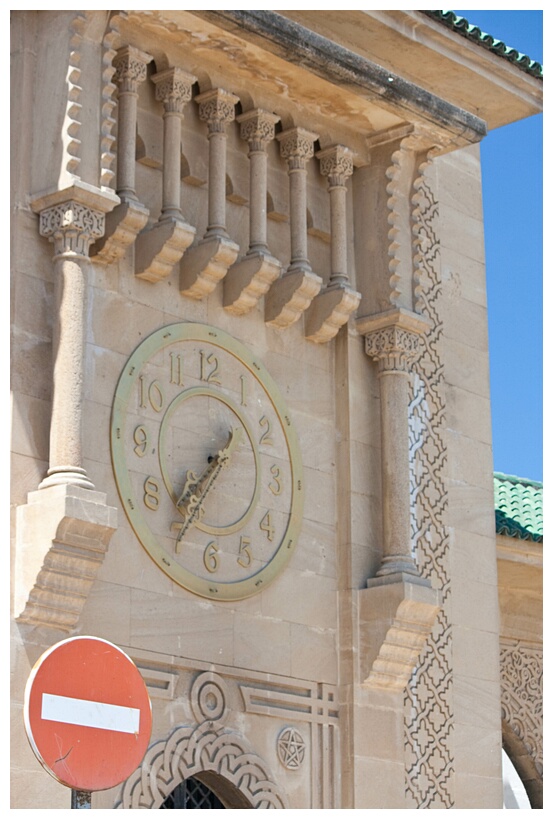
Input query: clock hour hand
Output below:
<box><xmin>174</xmin><ymin>426</ymin><xmax>243</xmax><ymax>545</ymax></box>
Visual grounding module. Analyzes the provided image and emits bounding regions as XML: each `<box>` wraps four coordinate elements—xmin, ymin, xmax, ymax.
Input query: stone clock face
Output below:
<box><xmin>111</xmin><ymin>323</ymin><xmax>304</xmax><ymax>600</ymax></box>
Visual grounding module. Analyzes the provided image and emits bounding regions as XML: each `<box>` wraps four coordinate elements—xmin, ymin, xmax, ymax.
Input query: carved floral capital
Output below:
<box><xmin>278</xmin><ymin>127</ymin><xmax>319</xmax><ymax>170</ymax></box>
<box><xmin>196</xmin><ymin>88</ymin><xmax>239</xmax><ymax>134</ymax></box>
<box><xmin>39</xmin><ymin>201</ymin><xmax>106</xmax><ymax>257</ymax></box>
<box><xmin>152</xmin><ymin>67</ymin><xmax>196</xmax><ymax>114</ymax></box>
<box><xmin>358</xmin><ymin>308</ymin><xmax>432</xmax><ymax>373</ymax></box>
<box><xmin>113</xmin><ymin>46</ymin><xmax>152</xmax><ymax>93</ymax></box>
<box><xmin>317</xmin><ymin>144</ymin><xmax>354</xmax><ymax>187</ymax></box>
<box><xmin>237</xmin><ymin>108</ymin><xmax>280</xmax><ymax>151</ymax></box>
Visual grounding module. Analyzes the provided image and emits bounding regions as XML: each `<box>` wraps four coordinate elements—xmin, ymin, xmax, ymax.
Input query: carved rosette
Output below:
<box><xmin>278</xmin><ymin>127</ymin><xmax>317</xmax><ymax>170</ymax></box>
<box><xmin>317</xmin><ymin>144</ymin><xmax>354</xmax><ymax>189</ymax></box>
<box><xmin>238</xmin><ymin>108</ymin><xmax>280</xmax><ymax>152</ymax></box>
<box><xmin>39</xmin><ymin>200</ymin><xmax>106</xmax><ymax>257</ymax></box>
<box><xmin>364</xmin><ymin>324</ymin><xmax>422</xmax><ymax>373</ymax></box>
<box><xmin>113</xmin><ymin>46</ymin><xmax>150</xmax><ymax>93</ymax></box>
<box><xmin>197</xmin><ymin>88</ymin><xmax>239</xmax><ymax>134</ymax></box>
<box><xmin>153</xmin><ymin>67</ymin><xmax>195</xmax><ymax>114</ymax></box>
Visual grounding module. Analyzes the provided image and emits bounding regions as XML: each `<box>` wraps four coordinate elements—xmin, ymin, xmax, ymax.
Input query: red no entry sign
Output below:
<box><xmin>24</xmin><ymin>636</ymin><xmax>152</xmax><ymax>792</ymax></box>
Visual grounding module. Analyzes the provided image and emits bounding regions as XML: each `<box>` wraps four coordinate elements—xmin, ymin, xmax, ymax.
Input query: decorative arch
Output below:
<box><xmin>116</xmin><ymin>672</ymin><xmax>287</xmax><ymax>809</ymax></box>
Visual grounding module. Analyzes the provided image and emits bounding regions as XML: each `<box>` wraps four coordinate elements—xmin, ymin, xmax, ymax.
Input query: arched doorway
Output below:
<box><xmin>160</xmin><ymin>772</ymin><xmax>254</xmax><ymax>809</ymax></box>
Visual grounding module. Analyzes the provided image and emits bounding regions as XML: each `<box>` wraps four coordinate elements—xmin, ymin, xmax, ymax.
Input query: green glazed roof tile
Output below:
<box><xmin>422</xmin><ymin>11</ymin><xmax>543</xmax><ymax>79</ymax></box>
<box><xmin>494</xmin><ymin>472</ymin><xmax>543</xmax><ymax>542</ymax></box>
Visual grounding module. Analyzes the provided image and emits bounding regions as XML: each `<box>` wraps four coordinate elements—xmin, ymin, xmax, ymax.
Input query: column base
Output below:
<box><xmin>39</xmin><ymin>465</ymin><xmax>95</xmax><ymax>491</ymax></box>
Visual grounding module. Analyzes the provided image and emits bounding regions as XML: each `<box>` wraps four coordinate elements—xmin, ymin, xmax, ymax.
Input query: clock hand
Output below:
<box><xmin>174</xmin><ymin>427</ymin><xmax>243</xmax><ymax>545</ymax></box>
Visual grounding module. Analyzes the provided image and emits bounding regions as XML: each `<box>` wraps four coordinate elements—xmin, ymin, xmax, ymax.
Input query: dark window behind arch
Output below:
<box><xmin>160</xmin><ymin>777</ymin><xmax>225</xmax><ymax>809</ymax></box>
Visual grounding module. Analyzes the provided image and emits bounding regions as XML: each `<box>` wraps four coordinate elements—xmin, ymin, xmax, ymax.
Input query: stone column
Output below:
<box><xmin>224</xmin><ymin>108</ymin><xmax>281</xmax><ymax>315</ymax></box>
<box><xmin>305</xmin><ymin>145</ymin><xmax>360</xmax><ymax>343</ymax></box>
<box><xmin>91</xmin><ymin>46</ymin><xmax>151</xmax><ymax>264</ymax></box>
<box><xmin>32</xmin><ymin>187</ymin><xmax>118</xmax><ymax>489</ymax></box>
<box><xmin>357</xmin><ymin>308</ymin><xmax>440</xmax><ymax>692</ymax></box>
<box><xmin>360</xmin><ymin>309</ymin><xmax>430</xmax><ymax>578</ymax></box>
<box><xmin>113</xmin><ymin>46</ymin><xmax>151</xmax><ymax>202</ymax></box>
<box><xmin>180</xmin><ymin>88</ymin><xmax>240</xmax><ymax>298</ymax></box>
<box><xmin>265</xmin><ymin>127</ymin><xmax>322</xmax><ymax>328</ymax></box>
<box><xmin>135</xmin><ymin>67</ymin><xmax>196</xmax><ymax>282</ymax></box>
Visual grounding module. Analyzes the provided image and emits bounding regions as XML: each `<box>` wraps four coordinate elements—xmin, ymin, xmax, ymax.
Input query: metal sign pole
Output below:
<box><xmin>71</xmin><ymin>790</ymin><xmax>92</xmax><ymax>809</ymax></box>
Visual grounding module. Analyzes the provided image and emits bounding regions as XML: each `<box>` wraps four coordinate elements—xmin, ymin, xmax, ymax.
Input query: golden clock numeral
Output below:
<box><xmin>204</xmin><ymin>541</ymin><xmax>220</xmax><ymax>573</ymax></box>
<box><xmin>133</xmin><ymin>424</ymin><xmax>148</xmax><ymax>457</ymax></box>
<box><xmin>144</xmin><ymin>476</ymin><xmax>161</xmax><ymax>510</ymax></box>
<box><xmin>269</xmin><ymin>464</ymin><xmax>282</xmax><ymax>496</ymax></box>
<box><xmin>169</xmin><ymin>352</ymin><xmax>186</xmax><ymax>386</ymax></box>
<box><xmin>200</xmin><ymin>350</ymin><xmax>221</xmax><ymax>385</ymax></box>
<box><xmin>259</xmin><ymin>415</ymin><xmax>274</xmax><ymax>446</ymax></box>
<box><xmin>237</xmin><ymin>535</ymin><xmax>252</xmax><ymax>568</ymax></box>
<box><xmin>240</xmin><ymin>374</ymin><xmax>247</xmax><ymax>407</ymax></box>
<box><xmin>260</xmin><ymin>510</ymin><xmax>275</xmax><ymax>542</ymax></box>
<box><xmin>139</xmin><ymin>376</ymin><xmax>164</xmax><ymax>413</ymax></box>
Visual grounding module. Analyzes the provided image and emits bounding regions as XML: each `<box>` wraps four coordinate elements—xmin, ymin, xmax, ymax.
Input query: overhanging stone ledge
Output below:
<box><xmin>359</xmin><ymin>575</ymin><xmax>440</xmax><ymax>692</ymax></box>
<box><xmin>15</xmin><ymin>484</ymin><xmax>117</xmax><ymax>633</ymax></box>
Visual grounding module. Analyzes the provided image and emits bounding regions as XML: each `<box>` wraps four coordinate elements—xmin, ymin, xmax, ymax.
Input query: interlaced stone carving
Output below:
<box><xmin>117</xmin><ymin>671</ymin><xmax>287</xmax><ymax>809</ymax></box>
<box><xmin>238</xmin><ymin>108</ymin><xmax>279</xmax><ymax>151</ymax></box>
<box><xmin>500</xmin><ymin>639</ymin><xmax>543</xmax><ymax>777</ymax></box>
<box><xmin>405</xmin><ymin>157</ymin><xmax>453</xmax><ymax>808</ymax></box>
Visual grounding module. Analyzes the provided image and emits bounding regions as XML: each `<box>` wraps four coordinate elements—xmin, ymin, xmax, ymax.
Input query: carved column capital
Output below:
<box><xmin>358</xmin><ymin>308</ymin><xmax>431</xmax><ymax>373</ymax></box>
<box><xmin>113</xmin><ymin>46</ymin><xmax>151</xmax><ymax>93</ymax></box>
<box><xmin>237</xmin><ymin>108</ymin><xmax>280</xmax><ymax>151</ymax></box>
<box><xmin>196</xmin><ymin>88</ymin><xmax>239</xmax><ymax>134</ymax></box>
<box><xmin>316</xmin><ymin>144</ymin><xmax>354</xmax><ymax>188</ymax></box>
<box><xmin>38</xmin><ymin>200</ymin><xmax>106</xmax><ymax>257</ymax></box>
<box><xmin>278</xmin><ymin>127</ymin><xmax>318</xmax><ymax>170</ymax></box>
<box><xmin>152</xmin><ymin>67</ymin><xmax>196</xmax><ymax>114</ymax></box>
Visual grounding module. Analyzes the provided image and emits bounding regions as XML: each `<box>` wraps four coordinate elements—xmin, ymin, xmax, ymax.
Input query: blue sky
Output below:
<box><xmin>454</xmin><ymin>10</ymin><xmax>543</xmax><ymax>482</ymax></box>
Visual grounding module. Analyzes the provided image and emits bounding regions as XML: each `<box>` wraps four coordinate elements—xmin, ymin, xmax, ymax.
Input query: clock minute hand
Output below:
<box><xmin>175</xmin><ymin>427</ymin><xmax>243</xmax><ymax>544</ymax></box>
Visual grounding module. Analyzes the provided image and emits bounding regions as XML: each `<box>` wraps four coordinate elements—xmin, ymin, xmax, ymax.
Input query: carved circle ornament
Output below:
<box><xmin>277</xmin><ymin>727</ymin><xmax>306</xmax><ymax>769</ymax></box>
<box><xmin>111</xmin><ymin>323</ymin><xmax>304</xmax><ymax>601</ymax></box>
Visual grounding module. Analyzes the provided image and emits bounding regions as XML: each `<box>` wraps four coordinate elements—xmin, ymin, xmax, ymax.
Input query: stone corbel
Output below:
<box><xmin>224</xmin><ymin>108</ymin><xmax>282</xmax><ymax>315</ymax></box>
<box><xmin>92</xmin><ymin>46</ymin><xmax>152</xmax><ymax>265</ymax></box>
<box><xmin>356</xmin><ymin>307</ymin><xmax>440</xmax><ymax>691</ymax></box>
<box><xmin>305</xmin><ymin>145</ymin><xmax>361</xmax><ymax>343</ymax></box>
<box><xmin>135</xmin><ymin>67</ymin><xmax>196</xmax><ymax>282</ymax></box>
<box><xmin>265</xmin><ymin>127</ymin><xmax>322</xmax><ymax>328</ymax></box>
<box><xmin>15</xmin><ymin>485</ymin><xmax>117</xmax><ymax>632</ymax></box>
<box><xmin>180</xmin><ymin>88</ymin><xmax>240</xmax><ymax>298</ymax></box>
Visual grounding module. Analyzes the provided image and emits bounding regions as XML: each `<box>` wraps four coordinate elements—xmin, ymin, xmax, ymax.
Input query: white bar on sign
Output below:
<box><xmin>41</xmin><ymin>693</ymin><xmax>140</xmax><ymax>734</ymax></box>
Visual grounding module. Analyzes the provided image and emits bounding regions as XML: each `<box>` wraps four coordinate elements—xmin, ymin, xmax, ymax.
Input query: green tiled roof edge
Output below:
<box><xmin>494</xmin><ymin>472</ymin><xmax>543</xmax><ymax>542</ymax></box>
<box><xmin>422</xmin><ymin>11</ymin><xmax>543</xmax><ymax>79</ymax></box>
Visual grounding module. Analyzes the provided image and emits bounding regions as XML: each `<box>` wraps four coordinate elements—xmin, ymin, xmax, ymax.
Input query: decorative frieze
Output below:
<box><xmin>180</xmin><ymin>88</ymin><xmax>240</xmax><ymax>298</ymax></box>
<box><xmin>135</xmin><ymin>67</ymin><xmax>196</xmax><ymax>282</ymax></box>
<box><xmin>265</xmin><ymin>127</ymin><xmax>322</xmax><ymax>328</ymax></box>
<box><xmin>224</xmin><ymin>108</ymin><xmax>281</xmax><ymax>315</ymax></box>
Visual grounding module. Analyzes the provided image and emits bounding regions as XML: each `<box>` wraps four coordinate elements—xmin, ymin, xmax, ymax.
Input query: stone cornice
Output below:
<box><xmin>194</xmin><ymin>10</ymin><xmax>487</xmax><ymax>145</ymax></box>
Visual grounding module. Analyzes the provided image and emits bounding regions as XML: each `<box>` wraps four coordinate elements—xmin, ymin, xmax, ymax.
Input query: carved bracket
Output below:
<box><xmin>265</xmin><ymin>267</ymin><xmax>322</xmax><ymax>329</ymax></box>
<box><xmin>136</xmin><ymin>217</ymin><xmax>196</xmax><ymax>282</ymax></box>
<box><xmin>224</xmin><ymin>250</ymin><xmax>281</xmax><ymax>315</ymax></box>
<box><xmin>92</xmin><ymin>199</ymin><xmax>150</xmax><ymax>265</ymax></box>
<box><xmin>180</xmin><ymin>234</ymin><xmax>240</xmax><ymax>299</ymax></box>
<box><xmin>359</xmin><ymin>577</ymin><xmax>440</xmax><ymax>691</ymax></box>
<box><xmin>304</xmin><ymin>282</ymin><xmax>361</xmax><ymax>343</ymax></box>
<box><xmin>15</xmin><ymin>485</ymin><xmax>117</xmax><ymax>632</ymax></box>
